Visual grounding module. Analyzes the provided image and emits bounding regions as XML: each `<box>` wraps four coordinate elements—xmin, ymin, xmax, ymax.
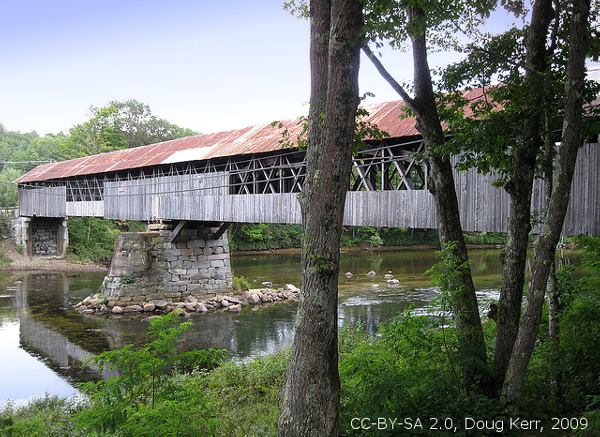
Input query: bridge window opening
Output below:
<box><xmin>350</xmin><ymin>142</ymin><xmax>427</xmax><ymax>191</ymax></box>
<box><xmin>65</xmin><ymin>178</ymin><xmax>104</xmax><ymax>202</ymax></box>
<box><xmin>227</xmin><ymin>151</ymin><xmax>306</xmax><ymax>195</ymax></box>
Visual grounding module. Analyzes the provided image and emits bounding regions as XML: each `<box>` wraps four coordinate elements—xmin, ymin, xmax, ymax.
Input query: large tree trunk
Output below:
<box><xmin>407</xmin><ymin>5</ymin><xmax>492</xmax><ymax>397</ymax></box>
<box><xmin>501</xmin><ymin>0</ymin><xmax>590</xmax><ymax>413</ymax></box>
<box><xmin>277</xmin><ymin>0</ymin><xmax>362</xmax><ymax>435</ymax></box>
<box><xmin>493</xmin><ymin>0</ymin><xmax>554</xmax><ymax>390</ymax></box>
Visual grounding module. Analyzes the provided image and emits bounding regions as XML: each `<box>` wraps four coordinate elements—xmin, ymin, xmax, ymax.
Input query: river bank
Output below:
<box><xmin>1</xmin><ymin>238</ymin><xmax>505</xmax><ymax>273</ymax></box>
<box><xmin>232</xmin><ymin>242</ymin><xmax>506</xmax><ymax>256</ymax></box>
<box><xmin>0</xmin><ymin>240</ymin><xmax>107</xmax><ymax>273</ymax></box>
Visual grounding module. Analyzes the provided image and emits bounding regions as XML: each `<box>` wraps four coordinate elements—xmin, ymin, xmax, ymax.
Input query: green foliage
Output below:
<box><xmin>0</xmin><ymin>167</ymin><xmax>22</xmax><ymax>207</ymax></box>
<box><xmin>59</xmin><ymin>100</ymin><xmax>198</xmax><ymax>160</ymax></box>
<box><xmin>66</xmin><ymin>217</ymin><xmax>119</xmax><ymax>261</ymax></box>
<box><xmin>339</xmin><ymin>313</ymin><xmax>506</xmax><ymax>437</ymax></box>
<box><xmin>437</xmin><ymin>2</ymin><xmax>600</xmax><ymax>182</ymax></box>
<box><xmin>229</xmin><ymin>223</ymin><xmax>303</xmax><ymax>251</ymax></box>
<box><xmin>230</xmin><ymin>225</ymin><xmax>475</xmax><ymax>251</ymax></box>
<box><xmin>556</xmin><ymin>237</ymin><xmax>600</xmax><ymax>413</ymax></box>
<box><xmin>343</xmin><ymin>227</ymin><xmax>441</xmax><ymax>247</ymax></box>
<box><xmin>199</xmin><ymin>348</ymin><xmax>291</xmax><ymax>436</ymax></box>
<box><xmin>66</xmin><ymin>218</ymin><xmax>145</xmax><ymax>261</ymax></box>
<box><xmin>76</xmin><ymin>312</ymin><xmax>224</xmax><ymax>436</ymax></box>
<box><xmin>232</xmin><ymin>275</ymin><xmax>251</xmax><ymax>292</ymax></box>
<box><xmin>462</xmin><ymin>231</ymin><xmax>507</xmax><ymax>245</ymax></box>
<box><xmin>0</xmin><ymin>394</ymin><xmax>85</xmax><ymax>437</ymax></box>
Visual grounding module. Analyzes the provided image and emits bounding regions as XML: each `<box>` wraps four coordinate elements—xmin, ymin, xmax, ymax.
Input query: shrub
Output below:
<box><xmin>232</xmin><ymin>275</ymin><xmax>251</xmax><ymax>292</ymax></box>
<box><xmin>75</xmin><ymin>312</ymin><xmax>225</xmax><ymax>436</ymax></box>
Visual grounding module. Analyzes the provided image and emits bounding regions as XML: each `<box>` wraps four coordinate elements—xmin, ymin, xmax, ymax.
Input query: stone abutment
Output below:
<box><xmin>101</xmin><ymin>222</ymin><xmax>233</xmax><ymax>303</ymax></box>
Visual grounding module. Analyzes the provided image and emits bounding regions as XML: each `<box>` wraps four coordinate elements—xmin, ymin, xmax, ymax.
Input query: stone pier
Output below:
<box><xmin>16</xmin><ymin>216</ymin><xmax>68</xmax><ymax>257</ymax></box>
<box><xmin>101</xmin><ymin>221</ymin><xmax>233</xmax><ymax>302</ymax></box>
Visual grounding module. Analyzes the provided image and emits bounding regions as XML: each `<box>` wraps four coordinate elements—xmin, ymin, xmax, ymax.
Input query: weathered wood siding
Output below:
<box><xmin>104</xmin><ymin>173</ymin><xmax>229</xmax><ymax>220</ymax></box>
<box><xmin>19</xmin><ymin>187</ymin><xmax>66</xmax><ymax>217</ymax></box>
<box><xmin>17</xmin><ymin>142</ymin><xmax>599</xmax><ymax>236</ymax></box>
<box><xmin>562</xmin><ymin>142</ymin><xmax>600</xmax><ymax>236</ymax></box>
<box><xmin>66</xmin><ymin>201</ymin><xmax>104</xmax><ymax>217</ymax></box>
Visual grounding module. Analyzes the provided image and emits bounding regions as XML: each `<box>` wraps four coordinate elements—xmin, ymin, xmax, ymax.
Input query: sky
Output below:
<box><xmin>1</xmin><ymin>1</ymin><xmax>598</xmax><ymax>136</ymax></box>
<box><xmin>0</xmin><ymin>0</ymin><xmax>446</xmax><ymax>136</ymax></box>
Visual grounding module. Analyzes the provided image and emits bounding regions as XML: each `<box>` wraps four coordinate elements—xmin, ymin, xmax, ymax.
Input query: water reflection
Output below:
<box><xmin>0</xmin><ymin>248</ymin><xmax>581</xmax><ymax>403</ymax></box>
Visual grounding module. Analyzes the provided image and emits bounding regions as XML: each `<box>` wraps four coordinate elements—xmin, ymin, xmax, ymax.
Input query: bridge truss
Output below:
<box><xmin>19</xmin><ymin>140</ymin><xmax>428</xmax><ymax>203</ymax></box>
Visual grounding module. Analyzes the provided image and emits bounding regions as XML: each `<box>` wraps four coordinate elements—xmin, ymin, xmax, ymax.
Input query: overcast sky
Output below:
<box><xmin>1</xmin><ymin>1</ymin><xmax>598</xmax><ymax>136</ymax></box>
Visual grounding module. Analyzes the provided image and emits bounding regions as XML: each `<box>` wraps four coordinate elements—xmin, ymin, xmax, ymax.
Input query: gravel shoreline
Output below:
<box><xmin>0</xmin><ymin>240</ymin><xmax>107</xmax><ymax>273</ymax></box>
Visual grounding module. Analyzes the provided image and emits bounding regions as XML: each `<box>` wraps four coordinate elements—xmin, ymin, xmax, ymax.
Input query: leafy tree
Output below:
<box><xmin>361</xmin><ymin>0</ymin><xmax>496</xmax><ymax>396</ymax></box>
<box><xmin>59</xmin><ymin>100</ymin><xmax>198</xmax><ymax>159</ymax></box>
<box><xmin>501</xmin><ymin>0</ymin><xmax>595</xmax><ymax>412</ymax></box>
<box><xmin>0</xmin><ymin>123</ymin><xmax>39</xmax><ymax>163</ymax></box>
<box><xmin>102</xmin><ymin>100</ymin><xmax>198</xmax><ymax>149</ymax></box>
<box><xmin>11</xmin><ymin>133</ymin><xmax>66</xmax><ymax>165</ymax></box>
<box><xmin>0</xmin><ymin>167</ymin><xmax>24</xmax><ymax>207</ymax></box>
<box><xmin>277</xmin><ymin>0</ymin><xmax>363</xmax><ymax>435</ymax></box>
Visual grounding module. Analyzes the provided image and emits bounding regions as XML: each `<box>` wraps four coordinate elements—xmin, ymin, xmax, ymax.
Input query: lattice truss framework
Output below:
<box><xmin>20</xmin><ymin>140</ymin><xmax>427</xmax><ymax>201</ymax></box>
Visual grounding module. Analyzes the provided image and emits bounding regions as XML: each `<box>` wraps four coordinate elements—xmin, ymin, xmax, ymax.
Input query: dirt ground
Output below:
<box><xmin>0</xmin><ymin>239</ymin><xmax>108</xmax><ymax>273</ymax></box>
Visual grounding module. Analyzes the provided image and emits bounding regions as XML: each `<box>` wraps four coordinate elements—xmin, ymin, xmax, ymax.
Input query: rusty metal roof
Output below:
<box><xmin>15</xmin><ymin>91</ymin><xmax>487</xmax><ymax>184</ymax></box>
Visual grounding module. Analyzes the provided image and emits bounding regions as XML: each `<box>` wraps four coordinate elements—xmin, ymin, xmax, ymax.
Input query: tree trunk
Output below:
<box><xmin>407</xmin><ymin>5</ymin><xmax>492</xmax><ymax>397</ymax></box>
<box><xmin>547</xmin><ymin>261</ymin><xmax>564</xmax><ymax>408</ymax></box>
<box><xmin>501</xmin><ymin>0</ymin><xmax>590</xmax><ymax>413</ymax></box>
<box><xmin>277</xmin><ymin>0</ymin><xmax>362</xmax><ymax>435</ymax></box>
<box><xmin>493</xmin><ymin>0</ymin><xmax>554</xmax><ymax>391</ymax></box>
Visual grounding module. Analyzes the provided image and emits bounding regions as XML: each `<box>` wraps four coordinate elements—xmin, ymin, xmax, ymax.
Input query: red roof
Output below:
<box><xmin>15</xmin><ymin>89</ymin><xmax>488</xmax><ymax>183</ymax></box>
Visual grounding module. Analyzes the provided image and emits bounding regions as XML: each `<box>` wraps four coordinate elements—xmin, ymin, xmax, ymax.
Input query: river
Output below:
<box><xmin>0</xmin><ymin>248</ymin><xmax>577</xmax><ymax>405</ymax></box>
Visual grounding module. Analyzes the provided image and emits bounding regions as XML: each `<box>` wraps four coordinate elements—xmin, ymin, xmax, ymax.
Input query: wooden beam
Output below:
<box><xmin>168</xmin><ymin>220</ymin><xmax>188</xmax><ymax>244</ymax></box>
<box><xmin>212</xmin><ymin>222</ymin><xmax>231</xmax><ymax>240</ymax></box>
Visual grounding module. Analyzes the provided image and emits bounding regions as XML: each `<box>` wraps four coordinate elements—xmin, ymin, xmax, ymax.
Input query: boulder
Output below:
<box><xmin>123</xmin><ymin>304</ymin><xmax>143</xmax><ymax>313</ymax></box>
<box><xmin>247</xmin><ymin>294</ymin><xmax>260</xmax><ymax>304</ymax></box>
<box><xmin>285</xmin><ymin>284</ymin><xmax>300</xmax><ymax>293</ymax></box>
<box><xmin>185</xmin><ymin>296</ymin><xmax>199</xmax><ymax>304</ymax></box>
<box><xmin>344</xmin><ymin>272</ymin><xmax>354</xmax><ymax>278</ymax></box>
<box><xmin>111</xmin><ymin>306</ymin><xmax>124</xmax><ymax>314</ymax></box>
<box><xmin>143</xmin><ymin>302</ymin><xmax>156</xmax><ymax>312</ymax></box>
<box><xmin>228</xmin><ymin>304</ymin><xmax>242</xmax><ymax>313</ymax></box>
<box><xmin>365</xmin><ymin>270</ymin><xmax>376</xmax><ymax>277</ymax></box>
<box><xmin>387</xmin><ymin>279</ymin><xmax>400</xmax><ymax>286</ymax></box>
<box><xmin>196</xmin><ymin>302</ymin><xmax>208</xmax><ymax>313</ymax></box>
<box><xmin>152</xmin><ymin>300</ymin><xmax>168</xmax><ymax>309</ymax></box>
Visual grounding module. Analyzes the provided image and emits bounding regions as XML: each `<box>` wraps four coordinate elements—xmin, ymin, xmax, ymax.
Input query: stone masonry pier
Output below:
<box><xmin>101</xmin><ymin>221</ymin><xmax>232</xmax><ymax>303</ymax></box>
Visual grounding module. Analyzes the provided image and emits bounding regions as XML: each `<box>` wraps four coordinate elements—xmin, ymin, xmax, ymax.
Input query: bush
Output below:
<box><xmin>232</xmin><ymin>275</ymin><xmax>251</xmax><ymax>292</ymax></box>
<box><xmin>0</xmin><ymin>394</ymin><xmax>84</xmax><ymax>437</ymax></box>
<box><xmin>76</xmin><ymin>312</ymin><xmax>225</xmax><ymax>436</ymax></box>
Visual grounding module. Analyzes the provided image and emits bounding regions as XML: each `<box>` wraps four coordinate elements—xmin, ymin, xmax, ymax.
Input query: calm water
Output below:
<box><xmin>0</xmin><ymin>248</ymin><xmax>579</xmax><ymax>405</ymax></box>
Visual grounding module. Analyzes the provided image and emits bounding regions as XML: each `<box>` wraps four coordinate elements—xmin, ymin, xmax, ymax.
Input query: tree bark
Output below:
<box><xmin>406</xmin><ymin>5</ymin><xmax>492</xmax><ymax>397</ymax></box>
<box><xmin>277</xmin><ymin>0</ymin><xmax>362</xmax><ymax>435</ymax></box>
<box><xmin>493</xmin><ymin>0</ymin><xmax>554</xmax><ymax>390</ymax></box>
<box><xmin>501</xmin><ymin>0</ymin><xmax>590</xmax><ymax>413</ymax></box>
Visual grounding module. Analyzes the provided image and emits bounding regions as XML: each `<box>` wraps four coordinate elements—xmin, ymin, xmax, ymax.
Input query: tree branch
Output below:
<box><xmin>361</xmin><ymin>45</ymin><xmax>416</xmax><ymax>109</ymax></box>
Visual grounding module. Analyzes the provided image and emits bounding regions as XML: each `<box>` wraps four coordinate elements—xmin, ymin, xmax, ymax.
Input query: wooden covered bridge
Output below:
<box><xmin>15</xmin><ymin>95</ymin><xmax>600</xmax><ymax>240</ymax></box>
<box><xmin>13</xmin><ymin>93</ymin><xmax>599</xmax><ymax>298</ymax></box>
